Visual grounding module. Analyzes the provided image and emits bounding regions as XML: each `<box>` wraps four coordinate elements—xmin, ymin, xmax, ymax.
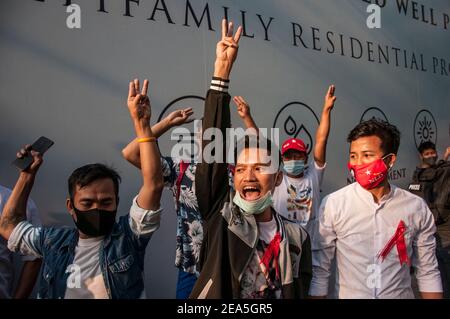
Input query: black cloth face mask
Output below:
<box><xmin>72</xmin><ymin>207</ymin><xmax>117</xmax><ymax>237</ymax></box>
<box><xmin>423</xmin><ymin>156</ymin><xmax>438</xmax><ymax>167</ymax></box>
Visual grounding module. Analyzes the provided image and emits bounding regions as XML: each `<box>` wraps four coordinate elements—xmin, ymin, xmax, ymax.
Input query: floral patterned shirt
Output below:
<box><xmin>161</xmin><ymin>157</ymin><xmax>234</xmax><ymax>275</ymax></box>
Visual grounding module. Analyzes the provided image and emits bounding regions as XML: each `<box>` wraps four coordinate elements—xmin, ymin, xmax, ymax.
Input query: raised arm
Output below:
<box><xmin>0</xmin><ymin>146</ymin><xmax>43</xmax><ymax>240</ymax></box>
<box><xmin>233</xmin><ymin>96</ymin><xmax>259</xmax><ymax>132</ymax></box>
<box><xmin>13</xmin><ymin>201</ymin><xmax>42</xmax><ymax>299</ymax></box>
<box><xmin>314</xmin><ymin>85</ymin><xmax>336</xmax><ymax>168</ymax></box>
<box><xmin>444</xmin><ymin>146</ymin><xmax>450</xmax><ymax>162</ymax></box>
<box><xmin>126</xmin><ymin>79</ymin><xmax>164</xmax><ymax>210</ymax></box>
<box><xmin>195</xmin><ymin>19</ymin><xmax>242</xmax><ymax>221</ymax></box>
<box><xmin>122</xmin><ymin>108</ymin><xmax>194</xmax><ymax>168</ymax></box>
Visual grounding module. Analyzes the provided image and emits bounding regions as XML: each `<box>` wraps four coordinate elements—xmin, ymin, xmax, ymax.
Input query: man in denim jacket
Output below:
<box><xmin>0</xmin><ymin>78</ymin><xmax>164</xmax><ymax>299</ymax></box>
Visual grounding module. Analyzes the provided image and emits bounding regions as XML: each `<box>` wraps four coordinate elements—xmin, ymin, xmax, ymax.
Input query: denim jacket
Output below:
<box><xmin>8</xmin><ymin>196</ymin><xmax>161</xmax><ymax>299</ymax></box>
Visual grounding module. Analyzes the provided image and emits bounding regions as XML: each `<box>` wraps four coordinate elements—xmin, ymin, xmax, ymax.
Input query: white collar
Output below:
<box><xmin>354</xmin><ymin>182</ymin><xmax>396</xmax><ymax>207</ymax></box>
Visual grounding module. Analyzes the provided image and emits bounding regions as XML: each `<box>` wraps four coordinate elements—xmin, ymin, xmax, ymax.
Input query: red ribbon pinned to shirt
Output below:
<box><xmin>260</xmin><ymin>232</ymin><xmax>281</xmax><ymax>279</ymax></box>
<box><xmin>377</xmin><ymin>220</ymin><xmax>410</xmax><ymax>266</ymax></box>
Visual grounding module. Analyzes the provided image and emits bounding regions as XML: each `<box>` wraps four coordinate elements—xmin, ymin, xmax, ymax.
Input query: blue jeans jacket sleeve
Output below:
<box><xmin>127</xmin><ymin>195</ymin><xmax>162</xmax><ymax>250</ymax></box>
<box><xmin>7</xmin><ymin>221</ymin><xmax>45</xmax><ymax>258</ymax></box>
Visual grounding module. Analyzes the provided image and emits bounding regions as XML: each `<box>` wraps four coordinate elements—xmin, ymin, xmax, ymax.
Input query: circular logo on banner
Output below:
<box><xmin>413</xmin><ymin>109</ymin><xmax>437</xmax><ymax>149</ymax></box>
<box><xmin>157</xmin><ymin>95</ymin><xmax>205</xmax><ymax>158</ymax></box>
<box><xmin>360</xmin><ymin>107</ymin><xmax>389</xmax><ymax>123</ymax></box>
<box><xmin>273</xmin><ymin>102</ymin><xmax>319</xmax><ymax>155</ymax></box>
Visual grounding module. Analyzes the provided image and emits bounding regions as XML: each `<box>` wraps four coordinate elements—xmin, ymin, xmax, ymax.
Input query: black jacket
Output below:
<box><xmin>190</xmin><ymin>83</ymin><xmax>312</xmax><ymax>299</ymax></box>
<box><xmin>409</xmin><ymin>160</ymin><xmax>450</xmax><ymax>246</ymax></box>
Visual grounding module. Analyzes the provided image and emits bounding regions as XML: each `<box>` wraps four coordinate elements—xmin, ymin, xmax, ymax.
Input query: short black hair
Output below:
<box><xmin>234</xmin><ymin>134</ymin><xmax>281</xmax><ymax>169</ymax></box>
<box><xmin>418</xmin><ymin>141</ymin><xmax>436</xmax><ymax>154</ymax></box>
<box><xmin>347</xmin><ymin>119</ymin><xmax>401</xmax><ymax>155</ymax></box>
<box><xmin>68</xmin><ymin>164</ymin><xmax>121</xmax><ymax>200</ymax></box>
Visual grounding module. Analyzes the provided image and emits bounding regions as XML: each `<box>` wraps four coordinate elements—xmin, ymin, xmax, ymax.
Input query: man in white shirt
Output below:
<box><xmin>0</xmin><ymin>184</ymin><xmax>41</xmax><ymax>299</ymax></box>
<box><xmin>273</xmin><ymin>86</ymin><xmax>336</xmax><ymax>231</ymax></box>
<box><xmin>309</xmin><ymin>118</ymin><xmax>443</xmax><ymax>299</ymax></box>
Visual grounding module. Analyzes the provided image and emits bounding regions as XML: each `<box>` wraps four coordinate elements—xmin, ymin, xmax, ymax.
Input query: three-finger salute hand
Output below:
<box><xmin>215</xmin><ymin>19</ymin><xmax>243</xmax><ymax>79</ymax></box>
<box><xmin>127</xmin><ymin>78</ymin><xmax>151</xmax><ymax>123</ymax></box>
<box><xmin>167</xmin><ymin>108</ymin><xmax>195</xmax><ymax>127</ymax></box>
<box><xmin>233</xmin><ymin>96</ymin><xmax>250</xmax><ymax>119</ymax></box>
<box><xmin>324</xmin><ymin>85</ymin><xmax>337</xmax><ymax>111</ymax></box>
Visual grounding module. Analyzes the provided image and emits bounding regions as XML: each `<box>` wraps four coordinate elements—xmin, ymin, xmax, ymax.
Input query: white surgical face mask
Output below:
<box><xmin>282</xmin><ymin>159</ymin><xmax>306</xmax><ymax>176</ymax></box>
<box><xmin>233</xmin><ymin>191</ymin><xmax>273</xmax><ymax>216</ymax></box>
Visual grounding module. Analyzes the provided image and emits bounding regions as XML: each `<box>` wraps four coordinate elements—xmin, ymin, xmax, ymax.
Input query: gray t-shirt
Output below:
<box><xmin>64</xmin><ymin>236</ymin><xmax>108</xmax><ymax>299</ymax></box>
<box><xmin>64</xmin><ymin>234</ymin><xmax>147</xmax><ymax>299</ymax></box>
<box><xmin>0</xmin><ymin>184</ymin><xmax>41</xmax><ymax>299</ymax></box>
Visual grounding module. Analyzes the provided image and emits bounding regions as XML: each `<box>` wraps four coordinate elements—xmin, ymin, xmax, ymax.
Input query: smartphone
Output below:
<box><xmin>12</xmin><ymin>136</ymin><xmax>54</xmax><ymax>171</ymax></box>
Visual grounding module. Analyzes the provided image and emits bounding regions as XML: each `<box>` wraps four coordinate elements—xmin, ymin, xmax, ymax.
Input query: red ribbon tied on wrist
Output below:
<box><xmin>260</xmin><ymin>232</ymin><xmax>281</xmax><ymax>279</ymax></box>
<box><xmin>377</xmin><ymin>220</ymin><xmax>411</xmax><ymax>266</ymax></box>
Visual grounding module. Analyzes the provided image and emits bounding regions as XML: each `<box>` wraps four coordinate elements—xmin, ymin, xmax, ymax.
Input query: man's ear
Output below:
<box><xmin>275</xmin><ymin>171</ymin><xmax>283</xmax><ymax>187</ymax></box>
<box><xmin>388</xmin><ymin>154</ymin><xmax>397</xmax><ymax>168</ymax></box>
<box><xmin>66</xmin><ymin>198</ymin><xmax>76</xmax><ymax>220</ymax></box>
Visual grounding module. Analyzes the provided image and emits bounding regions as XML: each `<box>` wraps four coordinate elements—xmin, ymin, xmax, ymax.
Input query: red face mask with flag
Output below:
<box><xmin>347</xmin><ymin>154</ymin><xmax>393</xmax><ymax>190</ymax></box>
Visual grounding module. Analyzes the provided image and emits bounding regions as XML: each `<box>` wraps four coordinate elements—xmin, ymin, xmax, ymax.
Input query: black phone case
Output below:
<box><xmin>12</xmin><ymin>136</ymin><xmax>54</xmax><ymax>171</ymax></box>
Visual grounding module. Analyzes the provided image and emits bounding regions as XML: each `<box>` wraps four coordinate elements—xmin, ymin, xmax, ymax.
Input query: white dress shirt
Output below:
<box><xmin>310</xmin><ymin>182</ymin><xmax>442</xmax><ymax>299</ymax></box>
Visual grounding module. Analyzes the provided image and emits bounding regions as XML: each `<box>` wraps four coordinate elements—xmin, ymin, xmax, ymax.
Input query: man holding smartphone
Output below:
<box><xmin>0</xmin><ymin>78</ymin><xmax>164</xmax><ymax>299</ymax></box>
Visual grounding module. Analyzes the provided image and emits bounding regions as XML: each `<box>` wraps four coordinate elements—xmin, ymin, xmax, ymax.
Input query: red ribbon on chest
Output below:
<box><xmin>260</xmin><ymin>232</ymin><xmax>281</xmax><ymax>279</ymax></box>
<box><xmin>377</xmin><ymin>220</ymin><xmax>410</xmax><ymax>266</ymax></box>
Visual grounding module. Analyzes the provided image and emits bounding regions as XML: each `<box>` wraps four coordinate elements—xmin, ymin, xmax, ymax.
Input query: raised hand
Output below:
<box><xmin>216</xmin><ymin>19</ymin><xmax>243</xmax><ymax>64</ymax></box>
<box><xmin>121</xmin><ymin>108</ymin><xmax>193</xmax><ymax>169</ymax></box>
<box><xmin>444</xmin><ymin>146</ymin><xmax>450</xmax><ymax>161</ymax></box>
<box><xmin>233</xmin><ymin>96</ymin><xmax>259</xmax><ymax>131</ymax></box>
<box><xmin>127</xmin><ymin>79</ymin><xmax>151</xmax><ymax>124</ymax></box>
<box><xmin>315</xmin><ymin>85</ymin><xmax>337</xmax><ymax>167</ymax></box>
<box><xmin>0</xmin><ymin>144</ymin><xmax>43</xmax><ymax>240</ymax></box>
<box><xmin>214</xmin><ymin>19</ymin><xmax>243</xmax><ymax>79</ymax></box>
<box><xmin>324</xmin><ymin>85</ymin><xmax>337</xmax><ymax>111</ymax></box>
<box><xmin>233</xmin><ymin>96</ymin><xmax>251</xmax><ymax>119</ymax></box>
<box><xmin>166</xmin><ymin>108</ymin><xmax>194</xmax><ymax>127</ymax></box>
<box><xmin>16</xmin><ymin>144</ymin><xmax>43</xmax><ymax>175</ymax></box>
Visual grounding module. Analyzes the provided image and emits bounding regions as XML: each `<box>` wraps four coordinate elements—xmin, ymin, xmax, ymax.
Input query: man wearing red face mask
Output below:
<box><xmin>309</xmin><ymin>119</ymin><xmax>443</xmax><ymax>299</ymax></box>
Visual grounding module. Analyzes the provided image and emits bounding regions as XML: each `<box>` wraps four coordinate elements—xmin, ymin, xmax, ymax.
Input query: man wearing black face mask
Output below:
<box><xmin>409</xmin><ymin>142</ymin><xmax>450</xmax><ymax>298</ymax></box>
<box><xmin>0</xmin><ymin>78</ymin><xmax>164</xmax><ymax>299</ymax></box>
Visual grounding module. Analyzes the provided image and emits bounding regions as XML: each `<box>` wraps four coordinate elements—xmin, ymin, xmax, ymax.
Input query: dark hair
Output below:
<box><xmin>347</xmin><ymin>119</ymin><xmax>401</xmax><ymax>155</ymax></box>
<box><xmin>418</xmin><ymin>141</ymin><xmax>436</xmax><ymax>154</ymax></box>
<box><xmin>234</xmin><ymin>134</ymin><xmax>281</xmax><ymax>169</ymax></box>
<box><xmin>68</xmin><ymin>164</ymin><xmax>121</xmax><ymax>200</ymax></box>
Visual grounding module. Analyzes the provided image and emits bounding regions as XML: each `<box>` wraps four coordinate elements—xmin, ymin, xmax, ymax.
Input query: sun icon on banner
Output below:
<box><xmin>413</xmin><ymin>109</ymin><xmax>437</xmax><ymax>149</ymax></box>
<box><xmin>417</xmin><ymin>117</ymin><xmax>434</xmax><ymax>141</ymax></box>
